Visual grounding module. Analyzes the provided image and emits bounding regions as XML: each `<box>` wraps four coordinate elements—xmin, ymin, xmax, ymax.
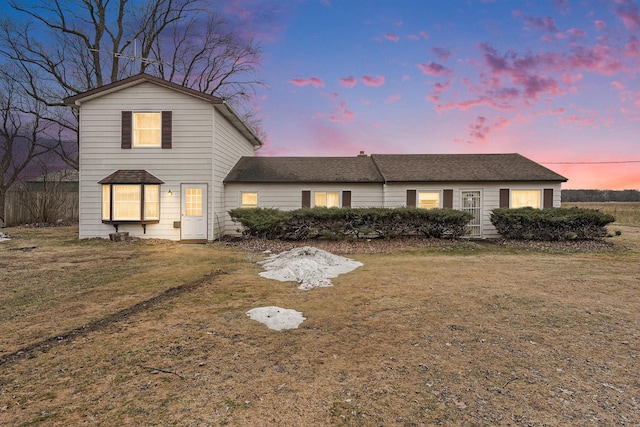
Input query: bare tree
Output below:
<box><xmin>0</xmin><ymin>66</ymin><xmax>54</xmax><ymax>226</ymax></box>
<box><xmin>0</xmin><ymin>0</ymin><xmax>264</xmax><ymax>171</ymax></box>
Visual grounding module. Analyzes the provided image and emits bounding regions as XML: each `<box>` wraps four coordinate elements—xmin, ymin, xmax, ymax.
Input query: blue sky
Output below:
<box><xmin>225</xmin><ymin>0</ymin><xmax>640</xmax><ymax>189</ymax></box>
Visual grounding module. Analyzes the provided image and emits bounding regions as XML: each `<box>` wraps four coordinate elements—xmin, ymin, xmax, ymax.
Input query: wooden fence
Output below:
<box><xmin>3</xmin><ymin>190</ymin><xmax>79</xmax><ymax>227</ymax></box>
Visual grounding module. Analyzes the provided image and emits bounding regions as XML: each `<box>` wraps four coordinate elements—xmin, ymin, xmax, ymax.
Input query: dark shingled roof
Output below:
<box><xmin>224</xmin><ymin>156</ymin><xmax>385</xmax><ymax>183</ymax></box>
<box><xmin>224</xmin><ymin>153</ymin><xmax>567</xmax><ymax>184</ymax></box>
<box><xmin>371</xmin><ymin>153</ymin><xmax>568</xmax><ymax>182</ymax></box>
<box><xmin>98</xmin><ymin>170</ymin><xmax>164</xmax><ymax>184</ymax></box>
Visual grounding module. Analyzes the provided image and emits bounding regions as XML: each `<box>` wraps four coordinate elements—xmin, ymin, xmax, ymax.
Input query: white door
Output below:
<box><xmin>181</xmin><ymin>184</ymin><xmax>207</xmax><ymax>241</ymax></box>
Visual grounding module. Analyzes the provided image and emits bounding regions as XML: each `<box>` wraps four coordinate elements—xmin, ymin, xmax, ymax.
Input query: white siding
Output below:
<box><xmin>223</xmin><ymin>183</ymin><xmax>383</xmax><ymax>235</ymax></box>
<box><xmin>212</xmin><ymin>111</ymin><xmax>256</xmax><ymax>239</ymax></box>
<box><xmin>78</xmin><ymin>82</ymin><xmax>215</xmax><ymax>240</ymax></box>
<box><xmin>383</xmin><ymin>182</ymin><xmax>563</xmax><ymax>239</ymax></box>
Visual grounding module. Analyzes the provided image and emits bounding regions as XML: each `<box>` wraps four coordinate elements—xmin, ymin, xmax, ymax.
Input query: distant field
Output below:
<box><xmin>562</xmin><ymin>201</ymin><xmax>640</xmax><ymax>225</ymax></box>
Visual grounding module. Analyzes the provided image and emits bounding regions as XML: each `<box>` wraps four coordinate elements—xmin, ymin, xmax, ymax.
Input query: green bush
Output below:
<box><xmin>490</xmin><ymin>207</ymin><xmax>615</xmax><ymax>241</ymax></box>
<box><xmin>229</xmin><ymin>207</ymin><xmax>473</xmax><ymax>240</ymax></box>
<box><xmin>228</xmin><ymin>208</ymin><xmax>289</xmax><ymax>239</ymax></box>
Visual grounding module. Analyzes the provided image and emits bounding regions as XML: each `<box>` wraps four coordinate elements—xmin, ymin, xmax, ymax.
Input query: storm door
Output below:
<box><xmin>461</xmin><ymin>191</ymin><xmax>482</xmax><ymax>238</ymax></box>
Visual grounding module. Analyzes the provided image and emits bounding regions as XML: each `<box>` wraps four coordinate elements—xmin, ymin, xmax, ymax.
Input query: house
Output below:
<box><xmin>65</xmin><ymin>74</ymin><xmax>567</xmax><ymax>241</ymax></box>
<box><xmin>224</xmin><ymin>153</ymin><xmax>567</xmax><ymax>238</ymax></box>
<box><xmin>63</xmin><ymin>73</ymin><xmax>262</xmax><ymax>242</ymax></box>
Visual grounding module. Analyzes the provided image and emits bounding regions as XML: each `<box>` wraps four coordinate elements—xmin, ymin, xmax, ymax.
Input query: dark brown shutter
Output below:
<box><xmin>499</xmin><ymin>189</ymin><xmax>510</xmax><ymax>208</ymax></box>
<box><xmin>443</xmin><ymin>189</ymin><xmax>453</xmax><ymax>208</ymax></box>
<box><xmin>121</xmin><ymin>111</ymin><xmax>132</xmax><ymax>149</ymax></box>
<box><xmin>161</xmin><ymin>111</ymin><xmax>172</xmax><ymax>149</ymax></box>
<box><xmin>342</xmin><ymin>191</ymin><xmax>351</xmax><ymax>208</ymax></box>
<box><xmin>302</xmin><ymin>190</ymin><xmax>311</xmax><ymax>208</ymax></box>
<box><xmin>406</xmin><ymin>190</ymin><xmax>416</xmax><ymax>208</ymax></box>
<box><xmin>543</xmin><ymin>188</ymin><xmax>554</xmax><ymax>208</ymax></box>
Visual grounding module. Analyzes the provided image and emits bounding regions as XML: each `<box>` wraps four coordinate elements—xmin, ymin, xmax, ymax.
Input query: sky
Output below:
<box><xmin>223</xmin><ymin>0</ymin><xmax>640</xmax><ymax>190</ymax></box>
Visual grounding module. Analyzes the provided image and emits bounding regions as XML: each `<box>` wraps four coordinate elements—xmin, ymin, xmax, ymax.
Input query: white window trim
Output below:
<box><xmin>132</xmin><ymin>111</ymin><xmax>162</xmax><ymax>148</ymax></box>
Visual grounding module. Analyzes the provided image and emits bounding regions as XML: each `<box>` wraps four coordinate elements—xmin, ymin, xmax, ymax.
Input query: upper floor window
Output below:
<box><xmin>511</xmin><ymin>190</ymin><xmax>541</xmax><ymax>209</ymax></box>
<box><xmin>133</xmin><ymin>112</ymin><xmax>162</xmax><ymax>147</ymax></box>
<box><xmin>122</xmin><ymin>111</ymin><xmax>172</xmax><ymax>149</ymax></box>
<box><xmin>418</xmin><ymin>191</ymin><xmax>440</xmax><ymax>209</ymax></box>
<box><xmin>314</xmin><ymin>191</ymin><xmax>340</xmax><ymax>208</ymax></box>
<box><xmin>241</xmin><ymin>192</ymin><xmax>258</xmax><ymax>208</ymax></box>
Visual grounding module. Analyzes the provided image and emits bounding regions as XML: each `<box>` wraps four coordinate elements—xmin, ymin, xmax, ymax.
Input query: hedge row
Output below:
<box><xmin>229</xmin><ymin>207</ymin><xmax>474</xmax><ymax>240</ymax></box>
<box><xmin>490</xmin><ymin>207</ymin><xmax>615</xmax><ymax>241</ymax></box>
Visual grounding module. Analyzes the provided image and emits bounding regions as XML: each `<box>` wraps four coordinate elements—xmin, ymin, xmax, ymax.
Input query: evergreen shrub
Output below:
<box><xmin>229</xmin><ymin>207</ymin><xmax>473</xmax><ymax>240</ymax></box>
<box><xmin>490</xmin><ymin>207</ymin><xmax>615</xmax><ymax>241</ymax></box>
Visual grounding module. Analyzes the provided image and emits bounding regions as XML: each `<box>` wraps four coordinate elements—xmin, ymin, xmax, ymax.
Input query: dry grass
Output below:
<box><xmin>563</xmin><ymin>201</ymin><xmax>640</xmax><ymax>226</ymax></box>
<box><xmin>0</xmin><ymin>224</ymin><xmax>639</xmax><ymax>426</ymax></box>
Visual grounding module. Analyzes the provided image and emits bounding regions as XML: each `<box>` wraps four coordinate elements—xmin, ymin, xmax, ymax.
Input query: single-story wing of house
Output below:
<box><xmin>224</xmin><ymin>153</ymin><xmax>568</xmax><ymax>239</ymax></box>
<box><xmin>64</xmin><ymin>73</ymin><xmax>567</xmax><ymax>241</ymax></box>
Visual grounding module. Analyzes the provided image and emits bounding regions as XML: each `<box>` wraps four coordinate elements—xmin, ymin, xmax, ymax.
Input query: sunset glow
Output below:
<box><xmin>227</xmin><ymin>0</ymin><xmax>640</xmax><ymax>190</ymax></box>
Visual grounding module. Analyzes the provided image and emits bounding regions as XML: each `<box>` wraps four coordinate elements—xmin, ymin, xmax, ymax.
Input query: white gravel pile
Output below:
<box><xmin>257</xmin><ymin>246</ymin><xmax>363</xmax><ymax>290</ymax></box>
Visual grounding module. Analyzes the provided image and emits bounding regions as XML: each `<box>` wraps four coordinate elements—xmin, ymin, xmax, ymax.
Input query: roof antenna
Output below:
<box><xmin>89</xmin><ymin>39</ymin><xmax>172</xmax><ymax>67</ymax></box>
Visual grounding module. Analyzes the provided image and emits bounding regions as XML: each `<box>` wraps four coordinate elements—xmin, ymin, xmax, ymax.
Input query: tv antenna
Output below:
<box><xmin>89</xmin><ymin>39</ymin><xmax>172</xmax><ymax>67</ymax></box>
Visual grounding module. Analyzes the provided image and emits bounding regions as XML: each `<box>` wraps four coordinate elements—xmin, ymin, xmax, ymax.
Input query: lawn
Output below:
<box><xmin>0</xmin><ymin>221</ymin><xmax>638</xmax><ymax>426</ymax></box>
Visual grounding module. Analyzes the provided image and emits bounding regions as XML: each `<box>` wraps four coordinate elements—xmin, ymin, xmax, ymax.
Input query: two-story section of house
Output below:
<box><xmin>64</xmin><ymin>73</ymin><xmax>262</xmax><ymax>241</ymax></box>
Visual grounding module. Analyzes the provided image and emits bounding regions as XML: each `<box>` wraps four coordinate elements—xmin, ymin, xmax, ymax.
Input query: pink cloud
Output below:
<box><xmin>432</xmin><ymin>47</ymin><xmax>452</xmax><ymax>61</ymax></box>
<box><xmin>384</xmin><ymin>94</ymin><xmax>401</xmax><ymax>104</ymax></box>
<box><xmin>612</xmin><ymin>81</ymin><xmax>625</xmax><ymax>90</ymax></box>
<box><xmin>329</xmin><ymin>101</ymin><xmax>355</xmax><ymax>123</ymax></box>
<box><xmin>513</xmin><ymin>10</ymin><xmax>559</xmax><ymax>33</ymax></box>
<box><xmin>383</xmin><ymin>33</ymin><xmax>400</xmax><ymax>42</ymax></box>
<box><xmin>566</xmin><ymin>28</ymin><xmax>585</xmax><ymax>37</ymax></box>
<box><xmin>561</xmin><ymin>72</ymin><xmax>582</xmax><ymax>86</ymax></box>
<box><xmin>426</xmin><ymin>79</ymin><xmax>452</xmax><ymax>103</ymax></box>
<box><xmin>290</xmin><ymin>77</ymin><xmax>325</xmax><ymax>87</ymax></box>
<box><xmin>395</xmin><ymin>20</ymin><xmax>403</xmax><ymax>27</ymax></box>
<box><xmin>625</xmin><ymin>35</ymin><xmax>640</xmax><ymax>57</ymax></box>
<box><xmin>417</xmin><ymin>61</ymin><xmax>453</xmax><ymax>76</ymax></box>
<box><xmin>408</xmin><ymin>34</ymin><xmax>419</xmax><ymax>41</ymax></box>
<box><xmin>339</xmin><ymin>76</ymin><xmax>357</xmax><ymax>88</ymax></box>
<box><xmin>615</xmin><ymin>1</ymin><xmax>640</xmax><ymax>30</ymax></box>
<box><xmin>419</xmin><ymin>30</ymin><xmax>429</xmax><ymax>40</ymax></box>
<box><xmin>558</xmin><ymin>114</ymin><xmax>597</xmax><ymax>126</ymax></box>
<box><xmin>361</xmin><ymin>75</ymin><xmax>385</xmax><ymax>87</ymax></box>
<box><xmin>594</xmin><ymin>20</ymin><xmax>607</xmax><ymax>31</ymax></box>
<box><xmin>469</xmin><ymin>116</ymin><xmax>490</xmax><ymax>141</ymax></box>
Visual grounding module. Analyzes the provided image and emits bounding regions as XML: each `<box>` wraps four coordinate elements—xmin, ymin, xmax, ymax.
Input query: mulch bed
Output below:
<box><xmin>223</xmin><ymin>235</ymin><xmax>617</xmax><ymax>255</ymax></box>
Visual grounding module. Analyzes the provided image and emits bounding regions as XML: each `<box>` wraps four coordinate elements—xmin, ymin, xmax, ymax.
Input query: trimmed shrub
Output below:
<box><xmin>229</xmin><ymin>207</ymin><xmax>473</xmax><ymax>240</ymax></box>
<box><xmin>228</xmin><ymin>208</ymin><xmax>289</xmax><ymax>239</ymax></box>
<box><xmin>490</xmin><ymin>207</ymin><xmax>615</xmax><ymax>241</ymax></box>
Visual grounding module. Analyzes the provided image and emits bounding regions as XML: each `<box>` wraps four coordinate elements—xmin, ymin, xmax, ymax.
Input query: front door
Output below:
<box><xmin>461</xmin><ymin>191</ymin><xmax>482</xmax><ymax>238</ymax></box>
<box><xmin>181</xmin><ymin>184</ymin><xmax>207</xmax><ymax>241</ymax></box>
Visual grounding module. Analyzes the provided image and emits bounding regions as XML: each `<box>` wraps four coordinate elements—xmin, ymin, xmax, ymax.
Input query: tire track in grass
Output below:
<box><xmin>0</xmin><ymin>270</ymin><xmax>226</xmax><ymax>366</ymax></box>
